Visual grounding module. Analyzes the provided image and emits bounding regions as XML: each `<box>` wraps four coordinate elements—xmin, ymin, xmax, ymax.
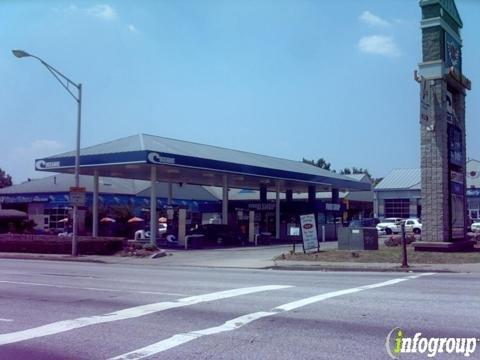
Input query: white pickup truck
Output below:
<box><xmin>376</xmin><ymin>218</ymin><xmax>403</xmax><ymax>235</ymax></box>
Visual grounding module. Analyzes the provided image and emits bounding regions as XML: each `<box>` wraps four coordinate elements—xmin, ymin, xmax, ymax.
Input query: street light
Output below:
<box><xmin>12</xmin><ymin>49</ymin><xmax>83</xmax><ymax>256</ymax></box>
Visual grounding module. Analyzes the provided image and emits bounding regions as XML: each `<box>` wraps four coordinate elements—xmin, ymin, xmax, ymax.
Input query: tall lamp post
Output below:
<box><xmin>12</xmin><ymin>49</ymin><xmax>82</xmax><ymax>256</ymax></box>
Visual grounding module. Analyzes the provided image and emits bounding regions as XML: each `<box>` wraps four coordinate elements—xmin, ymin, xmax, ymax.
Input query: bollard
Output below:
<box><xmin>401</xmin><ymin>223</ymin><xmax>409</xmax><ymax>268</ymax></box>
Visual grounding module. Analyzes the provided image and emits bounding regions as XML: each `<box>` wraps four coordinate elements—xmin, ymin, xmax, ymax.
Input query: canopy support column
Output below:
<box><xmin>168</xmin><ymin>182</ymin><xmax>173</xmax><ymax>205</ymax></box>
<box><xmin>150</xmin><ymin>166</ymin><xmax>157</xmax><ymax>246</ymax></box>
<box><xmin>92</xmin><ymin>171</ymin><xmax>99</xmax><ymax>237</ymax></box>
<box><xmin>222</xmin><ymin>175</ymin><xmax>228</xmax><ymax>225</ymax></box>
<box><xmin>275</xmin><ymin>182</ymin><xmax>280</xmax><ymax>240</ymax></box>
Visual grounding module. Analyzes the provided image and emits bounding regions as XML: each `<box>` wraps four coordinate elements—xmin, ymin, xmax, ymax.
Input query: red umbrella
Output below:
<box><xmin>127</xmin><ymin>217</ymin><xmax>145</xmax><ymax>223</ymax></box>
<box><xmin>100</xmin><ymin>217</ymin><xmax>116</xmax><ymax>223</ymax></box>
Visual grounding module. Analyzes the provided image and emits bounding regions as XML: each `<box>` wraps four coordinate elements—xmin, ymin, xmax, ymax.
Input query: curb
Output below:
<box><xmin>268</xmin><ymin>265</ymin><xmax>455</xmax><ymax>273</ymax></box>
<box><xmin>0</xmin><ymin>254</ymin><xmax>471</xmax><ymax>273</ymax></box>
<box><xmin>0</xmin><ymin>254</ymin><xmax>106</xmax><ymax>264</ymax></box>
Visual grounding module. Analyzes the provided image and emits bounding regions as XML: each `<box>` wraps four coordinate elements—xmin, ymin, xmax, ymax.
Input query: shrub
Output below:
<box><xmin>143</xmin><ymin>244</ymin><xmax>158</xmax><ymax>252</ymax></box>
<box><xmin>384</xmin><ymin>236</ymin><xmax>401</xmax><ymax>247</ymax></box>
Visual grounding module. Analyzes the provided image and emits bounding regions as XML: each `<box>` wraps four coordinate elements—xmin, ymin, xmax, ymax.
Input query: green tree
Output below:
<box><xmin>302</xmin><ymin>158</ymin><xmax>332</xmax><ymax>171</ymax></box>
<box><xmin>340</xmin><ymin>167</ymin><xmax>371</xmax><ymax>178</ymax></box>
<box><xmin>0</xmin><ymin>168</ymin><xmax>12</xmax><ymax>188</ymax></box>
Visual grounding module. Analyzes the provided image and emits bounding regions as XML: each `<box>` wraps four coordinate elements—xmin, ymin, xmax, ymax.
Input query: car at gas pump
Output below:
<box><xmin>134</xmin><ymin>223</ymin><xmax>168</xmax><ymax>242</ymax></box>
<box><xmin>188</xmin><ymin>224</ymin><xmax>246</xmax><ymax>247</ymax></box>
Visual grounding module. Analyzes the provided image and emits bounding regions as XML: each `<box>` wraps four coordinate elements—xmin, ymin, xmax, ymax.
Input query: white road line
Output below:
<box><xmin>0</xmin><ymin>280</ymin><xmax>187</xmax><ymax>297</ymax></box>
<box><xmin>0</xmin><ymin>284</ymin><xmax>291</xmax><ymax>346</ymax></box>
<box><xmin>110</xmin><ymin>273</ymin><xmax>435</xmax><ymax>360</ymax></box>
<box><xmin>0</xmin><ymin>319</ymin><xmax>13</xmax><ymax>322</ymax></box>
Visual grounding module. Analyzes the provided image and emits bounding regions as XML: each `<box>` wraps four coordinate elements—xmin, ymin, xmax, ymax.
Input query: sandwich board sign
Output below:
<box><xmin>300</xmin><ymin>214</ymin><xmax>318</xmax><ymax>252</ymax></box>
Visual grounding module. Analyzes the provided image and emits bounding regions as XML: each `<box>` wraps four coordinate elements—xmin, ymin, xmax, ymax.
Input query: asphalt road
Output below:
<box><xmin>0</xmin><ymin>259</ymin><xmax>479</xmax><ymax>359</ymax></box>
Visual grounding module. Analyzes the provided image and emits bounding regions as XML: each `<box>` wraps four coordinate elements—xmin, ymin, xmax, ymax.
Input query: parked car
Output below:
<box><xmin>404</xmin><ymin>218</ymin><xmax>422</xmax><ymax>234</ymax></box>
<box><xmin>348</xmin><ymin>218</ymin><xmax>379</xmax><ymax>228</ymax></box>
<box><xmin>134</xmin><ymin>223</ymin><xmax>168</xmax><ymax>241</ymax></box>
<box><xmin>376</xmin><ymin>218</ymin><xmax>403</xmax><ymax>235</ymax></box>
<box><xmin>468</xmin><ymin>218</ymin><xmax>480</xmax><ymax>232</ymax></box>
<box><xmin>189</xmin><ymin>224</ymin><xmax>245</xmax><ymax>246</ymax></box>
<box><xmin>471</xmin><ymin>221</ymin><xmax>480</xmax><ymax>233</ymax></box>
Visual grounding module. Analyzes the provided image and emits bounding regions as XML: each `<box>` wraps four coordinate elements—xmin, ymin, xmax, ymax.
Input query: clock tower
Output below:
<box><xmin>416</xmin><ymin>0</ymin><xmax>473</xmax><ymax>249</ymax></box>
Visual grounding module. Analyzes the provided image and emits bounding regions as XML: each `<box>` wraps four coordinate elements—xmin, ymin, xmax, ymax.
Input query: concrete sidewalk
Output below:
<box><xmin>0</xmin><ymin>243</ymin><xmax>479</xmax><ymax>273</ymax></box>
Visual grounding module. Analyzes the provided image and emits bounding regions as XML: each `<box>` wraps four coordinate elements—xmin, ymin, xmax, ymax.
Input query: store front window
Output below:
<box><xmin>44</xmin><ymin>207</ymin><xmax>70</xmax><ymax>230</ymax></box>
<box><xmin>384</xmin><ymin>199</ymin><xmax>410</xmax><ymax>218</ymax></box>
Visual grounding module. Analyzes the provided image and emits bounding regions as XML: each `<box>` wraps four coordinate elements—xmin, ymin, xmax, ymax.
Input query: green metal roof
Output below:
<box><xmin>420</xmin><ymin>0</ymin><xmax>463</xmax><ymax>27</ymax></box>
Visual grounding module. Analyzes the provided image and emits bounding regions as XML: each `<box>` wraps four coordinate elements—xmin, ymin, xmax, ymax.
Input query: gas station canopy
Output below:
<box><xmin>35</xmin><ymin>134</ymin><xmax>370</xmax><ymax>192</ymax></box>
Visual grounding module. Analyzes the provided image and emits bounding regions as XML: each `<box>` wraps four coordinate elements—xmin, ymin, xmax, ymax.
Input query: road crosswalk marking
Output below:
<box><xmin>0</xmin><ymin>284</ymin><xmax>291</xmax><ymax>346</ymax></box>
<box><xmin>109</xmin><ymin>273</ymin><xmax>435</xmax><ymax>360</ymax></box>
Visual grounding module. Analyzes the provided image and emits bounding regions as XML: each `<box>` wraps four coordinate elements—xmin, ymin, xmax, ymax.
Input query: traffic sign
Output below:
<box><xmin>69</xmin><ymin>187</ymin><xmax>86</xmax><ymax>206</ymax></box>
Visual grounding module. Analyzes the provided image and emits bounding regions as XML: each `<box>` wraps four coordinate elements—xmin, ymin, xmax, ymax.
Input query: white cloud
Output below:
<box><xmin>127</xmin><ymin>24</ymin><xmax>140</xmax><ymax>34</ymax></box>
<box><xmin>359</xmin><ymin>10</ymin><xmax>391</xmax><ymax>27</ymax></box>
<box><xmin>357</xmin><ymin>35</ymin><xmax>400</xmax><ymax>57</ymax></box>
<box><xmin>53</xmin><ymin>4</ymin><xmax>117</xmax><ymax>21</ymax></box>
<box><xmin>86</xmin><ymin>4</ymin><xmax>117</xmax><ymax>21</ymax></box>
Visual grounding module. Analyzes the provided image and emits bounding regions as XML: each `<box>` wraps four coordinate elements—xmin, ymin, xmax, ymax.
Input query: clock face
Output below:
<box><xmin>445</xmin><ymin>32</ymin><xmax>462</xmax><ymax>72</ymax></box>
<box><xmin>447</xmin><ymin>40</ymin><xmax>460</xmax><ymax>66</ymax></box>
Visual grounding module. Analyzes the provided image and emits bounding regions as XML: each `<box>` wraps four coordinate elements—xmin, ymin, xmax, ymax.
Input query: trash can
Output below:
<box><xmin>338</xmin><ymin>227</ymin><xmax>378</xmax><ymax>250</ymax></box>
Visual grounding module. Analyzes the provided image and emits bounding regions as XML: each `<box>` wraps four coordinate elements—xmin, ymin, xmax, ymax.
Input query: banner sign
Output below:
<box><xmin>467</xmin><ymin>189</ymin><xmax>480</xmax><ymax>197</ymax></box>
<box><xmin>300</xmin><ymin>214</ymin><xmax>318</xmax><ymax>252</ymax></box>
<box><xmin>0</xmin><ymin>195</ymin><xmax>50</xmax><ymax>204</ymax></box>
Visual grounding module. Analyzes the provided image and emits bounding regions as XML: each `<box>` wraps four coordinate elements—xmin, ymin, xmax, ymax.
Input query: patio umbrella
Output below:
<box><xmin>158</xmin><ymin>217</ymin><xmax>167</xmax><ymax>223</ymax></box>
<box><xmin>127</xmin><ymin>217</ymin><xmax>144</xmax><ymax>223</ymax></box>
<box><xmin>100</xmin><ymin>217</ymin><xmax>116</xmax><ymax>223</ymax></box>
<box><xmin>57</xmin><ymin>217</ymin><xmax>69</xmax><ymax>223</ymax></box>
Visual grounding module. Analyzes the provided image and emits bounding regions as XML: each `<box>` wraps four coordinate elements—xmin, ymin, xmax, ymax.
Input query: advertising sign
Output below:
<box><xmin>420</xmin><ymin>78</ymin><xmax>433</xmax><ymax>129</ymax></box>
<box><xmin>448</xmin><ymin>125</ymin><xmax>463</xmax><ymax>167</ymax></box>
<box><xmin>450</xmin><ymin>170</ymin><xmax>464</xmax><ymax>195</ymax></box>
<box><xmin>300</xmin><ymin>214</ymin><xmax>318</xmax><ymax>252</ymax></box>
<box><xmin>325</xmin><ymin>203</ymin><xmax>341</xmax><ymax>211</ymax></box>
<box><xmin>446</xmin><ymin>90</ymin><xmax>456</xmax><ymax>124</ymax></box>
<box><xmin>69</xmin><ymin>187</ymin><xmax>86</xmax><ymax>206</ymax></box>
<box><xmin>451</xmin><ymin>194</ymin><xmax>465</xmax><ymax>239</ymax></box>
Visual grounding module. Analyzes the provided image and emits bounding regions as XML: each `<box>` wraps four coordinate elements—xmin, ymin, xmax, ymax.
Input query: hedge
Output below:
<box><xmin>0</xmin><ymin>234</ymin><xmax>125</xmax><ymax>255</ymax></box>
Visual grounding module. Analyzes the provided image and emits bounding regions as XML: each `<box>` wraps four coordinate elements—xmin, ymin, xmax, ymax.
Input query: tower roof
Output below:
<box><xmin>420</xmin><ymin>0</ymin><xmax>463</xmax><ymax>27</ymax></box>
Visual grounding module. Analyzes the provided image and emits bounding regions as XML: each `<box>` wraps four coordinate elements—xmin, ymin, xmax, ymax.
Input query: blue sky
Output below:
<box><xmin>1</xmin><ymin>0</ymin><xmax>479</xmax><ymax>183</ymax></box>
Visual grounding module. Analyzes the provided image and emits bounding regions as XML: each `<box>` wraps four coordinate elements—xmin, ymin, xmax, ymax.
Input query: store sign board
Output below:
<box><xmin>300</xmin><ymin>214</ymin><xmax>318</xmax><ymax>252</ymax></box>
